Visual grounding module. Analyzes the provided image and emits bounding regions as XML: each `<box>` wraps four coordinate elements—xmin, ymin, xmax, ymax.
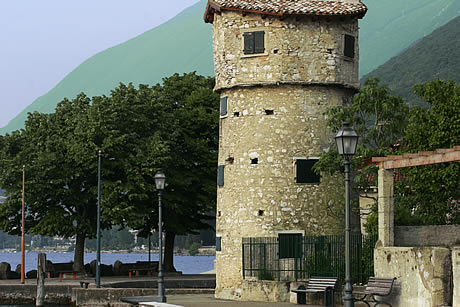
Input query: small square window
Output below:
<box><xmin>279</xmin><ymin>233</ymin><xmax>302</xmax><ymax>259</ymax></box>
<box><xmin>220</xmin><ymin>97</ymin><xmax>228</xmax><ymax>117</ymax></box>
<box><xmin>344</xmin><ymin>34</ymin><xmax>355</xmax><ymax>58</ymax></box>
<box><xmin>296</xmin><ymin>159</ymin><xmax>320</xmax><ymax>184</ymax></box>
<box><xmin>244</xmin><ymin>31</ymin><xmax>265</xmax><ymax>55</ymax></box>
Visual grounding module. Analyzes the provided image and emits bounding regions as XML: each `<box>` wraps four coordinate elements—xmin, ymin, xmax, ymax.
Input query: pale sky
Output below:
<box><xmin>0</xmin><ymin>0</ymin><xmax>200</xmax><ymax>128</ymax></box>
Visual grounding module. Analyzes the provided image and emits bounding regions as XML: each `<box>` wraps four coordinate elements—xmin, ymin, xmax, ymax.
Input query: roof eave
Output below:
<box><xmin>205</xmin><ymin>5</ymin><xmax>368</xmax><ymax>23</ymax></box>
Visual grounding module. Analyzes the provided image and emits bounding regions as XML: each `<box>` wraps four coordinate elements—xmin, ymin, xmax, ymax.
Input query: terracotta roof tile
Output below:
<box><xmin>205</xmin><ymin>0</ymin><xmax>368</xmax><ymax>22</ymax></box>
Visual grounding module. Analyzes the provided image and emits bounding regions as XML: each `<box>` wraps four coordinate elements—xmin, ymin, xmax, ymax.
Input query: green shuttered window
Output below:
<box><xmin>243</xmin><ymin>31</ymin><xmax>265</xmax><ymax>54</ymax></box>
<box><xmin>296</xmin><ymin>159</ymin><xmax>320</xmax><ymax>184</ymax></box>
<box><xmin>344</xmin><ymin>34</ymin><xmax>355</xmax><ymax>58</ymax></box>
<box><xmin>279</xmin><ymin>233</ymin><xmax>302</xmax><ymax>259</ymax></box>
<box><xmin>217</xmin><ymin>165</ymin><xmax>225</xmax><ymax>187</ymax></box>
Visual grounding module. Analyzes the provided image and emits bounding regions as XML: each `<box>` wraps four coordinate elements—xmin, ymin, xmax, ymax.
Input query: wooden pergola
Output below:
<box><xmin>371</xmin><ymin>146</ymin><xmax>460</xmax><ymax>246</ymax></box>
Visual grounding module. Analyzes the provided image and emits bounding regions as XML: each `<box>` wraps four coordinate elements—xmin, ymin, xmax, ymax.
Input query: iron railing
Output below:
<box><xmin>242</xmin><ymin>234</ymin><xmax>377</xmax><ymax>284</ymax></box>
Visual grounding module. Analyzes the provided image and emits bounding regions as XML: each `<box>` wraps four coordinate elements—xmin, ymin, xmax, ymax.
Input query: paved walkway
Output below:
<box><xmin>157</xmin><ymin>294</ymin><xmax>316</xmax><ymax>307</ymax></box>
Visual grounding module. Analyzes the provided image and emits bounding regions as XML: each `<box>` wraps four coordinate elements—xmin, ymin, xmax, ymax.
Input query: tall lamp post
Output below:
<box><xmin>21</xmin><ymin>165</ymin><xmax>25</xmax><ymax>284</ymax></box>
<box><xmin>154</xmin><ymin>170</ymin><xmax>166</xmax><ymax>303</ymax></box>
<box><xmin>96</xmin><ymin>150</ymin><xmax>102</xmax><ymax>288</ymax></box>
<box><xmin>335</xmin><ymin>122</ymin><xmax>359</xmax><ymax>307</ymax></box>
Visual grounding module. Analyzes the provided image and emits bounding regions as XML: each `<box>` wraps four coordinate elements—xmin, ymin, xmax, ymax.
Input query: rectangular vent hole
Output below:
<box><xmin>258</xmin><ymin>210</ymin><xmax>265</xmax><ymax>216</ymax></box>
<box><xmin>264</xmin><ymin>109</ymin><xmax>274</xmax><ymax>115</ymax></box>
<box><xmin>233</xmin><ymin>112</ymin><xmax>240</xmax><ymax>117</ymax></box>
<box><xmin>251</xmin><ymin>158</ymin><xmax>258</xmax><ymax>165</ymax></box>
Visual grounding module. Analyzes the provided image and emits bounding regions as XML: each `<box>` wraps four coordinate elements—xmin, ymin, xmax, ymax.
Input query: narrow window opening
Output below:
<box><xmin>216</xmin><ymin>236</ymin><xmax>222</xmax><ymax>252</ymax></box>
<box><xmin>251</xmin><ymin>158</ymin><xmax>259</xmax><ymax>165</ymax></box>
<box><xmin>217</xmin><ymin>165</ymin><xmax>225</xmax><ymax>187</ymax></box>
<box><xmin>233</xmin><ymin>112</ymin><xmax>240</xmax><ymax>117</ymax></box>
<box><xmin>220</xmin><ymin>97</ymin><xmax>228</xmax><ymax>117</ymax></box>
<box><xmin>344</xmin><ymin>34</ymin><xmax>355</xmax><ymax>58</ymax></box>
<box><xmin>258</xmin><ymin>210</ymin><xmax>265</xmax><ymax>216</ymax></box>
<box><xmin>264</xmin><ymin>109</ymin><xmax>274</xmax><ymax>115</ymax></box>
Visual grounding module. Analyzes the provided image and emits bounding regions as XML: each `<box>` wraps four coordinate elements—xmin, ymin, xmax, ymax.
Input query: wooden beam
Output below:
<box><xmin>375</xmin><ymin>150</ymin><xmax>460</xmax><ymax>170</ymax></box>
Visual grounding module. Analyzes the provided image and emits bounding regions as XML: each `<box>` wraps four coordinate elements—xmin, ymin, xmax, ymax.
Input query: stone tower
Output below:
<box><xmin>204</xmin><ymin>0</ymin><xmax>367</xmax><ymax>300</ymax></box>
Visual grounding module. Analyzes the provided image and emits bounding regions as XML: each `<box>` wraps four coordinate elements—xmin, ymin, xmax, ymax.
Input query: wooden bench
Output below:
<box><xmin>291</xmin><ymin>276</ymin><xmax>338</xmax><ymax>306</ymax></box>
<box><xmin>355</xmin><ymin>277</ymin><xmax>397</xmax><ymax>307</ymax></box>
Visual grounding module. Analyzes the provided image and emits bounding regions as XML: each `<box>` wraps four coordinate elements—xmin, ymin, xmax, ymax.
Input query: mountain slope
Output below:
<box><xmin>359</xmin><ymin>0</ymin><xmax>460</xmax><ymax>77</ymax></box>
<box><xmin>0</xmin><ymin>0</ymin><xmax>213</xmax><ymax>134</ymax></box>
<box><xmin>362</xmin><ymin>16</ymin><xmax>460</xmax><ymax>106</ymax></box>
<box><xmin>1</xmin><ymin>0</ymin><xmax>459</xmax><ymax>134</ymax></box>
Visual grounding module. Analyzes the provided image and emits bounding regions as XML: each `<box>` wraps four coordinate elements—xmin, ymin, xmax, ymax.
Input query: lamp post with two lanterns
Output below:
<box><xmin>334</xmin><ymin>122</ymin><xmax>359</xmax><ymax>307</ymax></box>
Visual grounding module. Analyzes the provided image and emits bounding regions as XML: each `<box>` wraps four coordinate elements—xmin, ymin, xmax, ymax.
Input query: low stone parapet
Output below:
<box><xmin>374</xmin><ymin>246</ymin><xmax>453</xmax><ymax>307</ymax></box>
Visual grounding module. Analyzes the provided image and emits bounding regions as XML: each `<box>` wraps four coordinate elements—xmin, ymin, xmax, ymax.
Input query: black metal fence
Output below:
<box><xmin>242</xmin><ymin>234</ymin><xmax>377</xmax><ymax>284</ymax></box>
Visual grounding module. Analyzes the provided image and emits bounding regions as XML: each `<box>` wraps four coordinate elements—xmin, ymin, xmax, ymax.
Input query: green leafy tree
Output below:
<box><xmin>0</xmin><ymin>86</ymin><xmax>171</xmax><ymax>271</ymax></box>
<box><xmin>0</xmin><ymin>72</ymin><xmax>218</xmax><ymax>272</ymax></box>
<box><xmin>127</xmin><ymin>73</ymin><xmax>219</xmax><ymax>271</ymax></box>
<box><xmin>314</xmin><ymin>78</ymin><xmax>409</xmax><ymax>230</ymax></box>
<box><xmin>393</xmin><ymin>80</ymin><xmax>460</xmax><ymax>225</ymax></box>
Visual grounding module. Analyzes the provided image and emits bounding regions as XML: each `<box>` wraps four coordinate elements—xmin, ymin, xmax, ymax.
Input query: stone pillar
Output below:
<box><xmin>453</xmin><ymin>247</ymin><xmax>460</xmax><ymax>307</ymax></box>
<box><xmin>378</xmin><ymin>168</ymin><xmax>394</xmax><ymax>247</ymax></box>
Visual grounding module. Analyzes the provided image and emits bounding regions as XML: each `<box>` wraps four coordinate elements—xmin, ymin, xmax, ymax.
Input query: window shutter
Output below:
<box><xmin>344</xmin><ymin>34</ymin><xmax>355</xmax><ymax>58</ymax></box>
<box><xmin>296</xmin><ymin>159</ymin><xmax>320</xmax><ymax>184</ymax></box>
<box><xmin>244</xmin><ymin>32</ymin><xmax>255</xmax><ymax>54</ymax></box>
<box><xmin>279</xmin><ymin>233</ymin><xmax>302</xmax><ymax>259</ymax></box>
<box><xmin>217</xmin><ymin>165</ymin><xmax>225</xmax><ymax>187</ymax></box>
<box><xmin>220</xmin><ymin>97</ymin><xmax>228</xmax><ymax>117</ymax></box>
<box><xmin>216</xmin><ymin>236</ymin><xmax>222</xmax><ymax>251</ymax></box>
<box><xmin>254</xmin><ymin>31</ymin><xmax>265</xmax><ymax>53</ymax></box>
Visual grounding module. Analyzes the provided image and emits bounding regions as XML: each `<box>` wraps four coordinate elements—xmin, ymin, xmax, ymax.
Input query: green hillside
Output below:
<box><xmin>359</xmin><ymin>0</ymin><xmax>460</xmax><ymax>77</ymax></box>
<box><xmin>362</xmin><ymin>16</ymin><xmax>460</xmax><ymax>106</ymax></box>
<box><xmin>0</xmin><ymin>0</ymin><xmax>213</xmax><ymax>134</ymax></box>
<box><xmin>1</xmin><ymin>0</ymin><xmax>459</xmax><ymax>134</ymax></box>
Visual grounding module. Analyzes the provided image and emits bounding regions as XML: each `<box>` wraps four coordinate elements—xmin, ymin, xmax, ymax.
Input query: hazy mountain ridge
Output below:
<box><xmin>362</xmin><ymin>16</ymin><xmax>460</xmax><ymax>106</ymax></box>
<box><xmin>1</xmin><ymin>0</ymin><xmax>459</xmax><ymax>134</ymax></box>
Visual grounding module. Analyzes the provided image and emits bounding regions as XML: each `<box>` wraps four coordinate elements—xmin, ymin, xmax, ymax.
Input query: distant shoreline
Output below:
<box><xmin>0</xmin><ymin>247</ymin><xmax>216</xmax><ymax>256</ymax></box>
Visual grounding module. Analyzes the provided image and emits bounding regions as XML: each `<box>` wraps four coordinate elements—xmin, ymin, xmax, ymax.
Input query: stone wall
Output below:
<box><xmin>212</xmin><ymin>11</ymin><xmax>360</xmax><ymax>91</ymax></box>
<box><xmin>374</xmin><ymin>247</ymin><xmax>453</xmax><ymax>307</ymax></box>
<box><xmin>395</xmin><ymin>225</ymin><xmax>460</xmax><ymax>247</ymax></box>
<box><xmin>240</xmin><ymin>280</ymin><xmax>290</xmax><ymax>302</ymax></box>
<box><xmin>453</xmin><ymin>247</ymin><xmax>460</xmax><ymax>307</ymax></box>
<box><xmin>215</xmin><ymin>85</ymin><xmax>351</xmax><ymax>298</ymax></box>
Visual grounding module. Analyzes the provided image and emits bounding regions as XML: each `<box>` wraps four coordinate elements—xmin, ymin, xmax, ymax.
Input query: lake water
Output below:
<box><xmin>0</xmin><ymin>251</ymin><xmax>215</xmax><ymax>274</ymax></box>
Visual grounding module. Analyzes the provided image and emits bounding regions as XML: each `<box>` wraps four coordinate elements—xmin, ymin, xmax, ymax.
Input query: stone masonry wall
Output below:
<box><xmin>212</xmin><ymin>11</ymin><xmax>359</xmax><ymax>91</ymax></box>
<box><xmin>215</xmin><ymin>86</ymin><xmax>355</xmax><ymax>299</ymax></box>
<box><xmin>212</xmin><ymin>10</ymin><xmax>360</xmax><ymax>301</ymax></box>
<box><xmin>453</xmin><ymin>247</ymin><xmax>460</xmax><ymax>307</ymax></box>
<box><xmin>395</xmin><ymin>225</ymin><xmax>460</xmax><ymax>247</ymax></box>
<box><xmin>374</xmin><ymin>247</ymin><xmax>453</xmax><ymax>307</ymax></box>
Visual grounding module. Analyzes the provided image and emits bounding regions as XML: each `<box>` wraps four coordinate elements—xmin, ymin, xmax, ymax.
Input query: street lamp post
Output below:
<box><xmin>335</xmin><ymin>122</ymin><xmax>359</xmax><ymax>307</ymax></box>
<box><xmin>154</xmin><ymin>170</ymin><xmax>166</xmax><ymax>303</ymax></box>
<box><xmin>96</xmin><ymin>150</ymin><xmax>102</xmax><ymax>288</ymax></box>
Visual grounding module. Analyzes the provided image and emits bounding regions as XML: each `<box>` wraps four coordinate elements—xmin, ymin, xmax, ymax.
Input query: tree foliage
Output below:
<box><xmin>315</xmin><ymin>78</ymin><xmax>409</xmax><ymax>192</ymax></box>
<box><xmin>316</xmin><ymin>78</ymin><xmax>459</xmax><ymax>236</ymax></box>
<box><xmin>394</xmin><ymin>80</ymin><xmax>460</xmax><ymax>225</ymax></box>
<box><xmin>0</xmin><ymin>72</ymin><xmax>219</xmax><ymax>271</ymax></box>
